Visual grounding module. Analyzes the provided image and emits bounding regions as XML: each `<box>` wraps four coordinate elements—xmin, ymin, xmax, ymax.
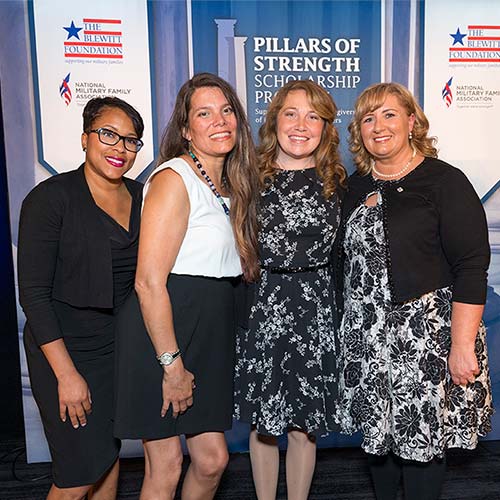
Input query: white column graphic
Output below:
<box><xmin>234</xmin><ymin>36</ymin><xmax>248</xmax><ymax>112</ymax></box>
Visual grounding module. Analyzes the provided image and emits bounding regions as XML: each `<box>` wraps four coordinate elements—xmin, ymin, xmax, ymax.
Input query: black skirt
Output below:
<box><xmin>114</xmin><ymin>274</ymin><xmax>239</xmax><ymax>439</ymax></box>
<box><xmin>24</xmin><ymin>304</ymin><xmax>120</xmax><ymax>488</ymax></box>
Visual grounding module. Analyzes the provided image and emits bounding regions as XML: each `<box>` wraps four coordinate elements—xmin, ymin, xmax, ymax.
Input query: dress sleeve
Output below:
<box><xmin>439</xmin><ymin>168</ymin><xmax>490</xmax><ymax>304</ymax></box>
<box><xmin>18</xmin><ymin>182</ymin><xmax>65</xmax><ymax>346</ymax></box>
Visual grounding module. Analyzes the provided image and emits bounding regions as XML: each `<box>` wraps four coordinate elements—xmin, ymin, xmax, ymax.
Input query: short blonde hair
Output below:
<box><xmin>348</xmin><ymin>82</ymin><xmax>438</xmax><ymax>175</ymax></box>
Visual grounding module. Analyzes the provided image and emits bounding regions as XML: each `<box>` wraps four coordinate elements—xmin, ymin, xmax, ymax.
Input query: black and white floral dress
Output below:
<box><xmin>337</xmin><ymin>187</ymin><xmax>493</xmax><ymax>462</ymax></box>
<box><xmin>234</xmin><ymin>168</ymin><xmax>341</xmax><ymax>437</ymax></box>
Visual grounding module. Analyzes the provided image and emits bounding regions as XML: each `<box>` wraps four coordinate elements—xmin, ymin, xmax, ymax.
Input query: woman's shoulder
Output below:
<box><xmin>417</xmin><ymin>157</ymin><xmax>473</xmax><ymax>186</ymax></box>
<box><xmin>348</xmin><ymin>169</ymin><xmax>369</xmax><ymax>181</ymax></box>
<box><xmin>151</xmin><ymin>157</ymin><xmax>192</xmax><ymax>177</ymax></box>
<box><xmin>346</xmin><ymin>170</ymin><xmax>372</xmax><ymax>191</ymax></box>
<box><xmin>144</xmin><ymin>157</ymin><xmax>194</xmax><ymax>189</ymax></box>
<box><xmin>22</xmin><ymin>168</ymin><xmax>81</xmax><ymax>208</ymax></box>
<box><xmin>143</xmin><ymin>157</ymin><xmax>194</xmax><ymax>204</ymax></box>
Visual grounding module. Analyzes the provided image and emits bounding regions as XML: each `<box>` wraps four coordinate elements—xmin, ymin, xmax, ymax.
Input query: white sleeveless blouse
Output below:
<box><xmin>143</xmin><ymin>157</ymin><xmax>242</xmax><ymax>278</ymax></box>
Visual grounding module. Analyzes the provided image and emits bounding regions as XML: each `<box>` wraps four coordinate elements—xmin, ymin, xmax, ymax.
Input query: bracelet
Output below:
<box><xmin>157</xmin><ymin>349</ymin><xmax>181</xmax><ymax>366</ymax></box>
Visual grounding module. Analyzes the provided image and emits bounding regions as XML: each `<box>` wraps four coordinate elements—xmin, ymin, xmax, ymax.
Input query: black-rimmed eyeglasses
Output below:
<box><xmin>89</xmin><ymin>128</ymin><xmax>144</xmax><ymax>153</ymax></box>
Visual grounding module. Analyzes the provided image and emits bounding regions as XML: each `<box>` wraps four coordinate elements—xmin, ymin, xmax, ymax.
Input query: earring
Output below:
<box><xmin>409</xmin><ymin>131</ymin><xmax>413</xmax><ymax>140</ymax></box>
<box><xmin>83</xmin><ymin>147</ymin><xmax>87</xmax><ymax>152</ymax></box>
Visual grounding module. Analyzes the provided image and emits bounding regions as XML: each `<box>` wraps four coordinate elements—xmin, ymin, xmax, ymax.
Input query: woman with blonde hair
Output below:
<box><xmin>235</xmin><ymin>80</ymin><xmax>346</xmax><ymax>500</ymax></box>
<box><xmin>114</xmin><ymin>73</ymin><xmax>260</xmax><ymax>499</ymax></box>
<box><xmin>336</xmin><ymin>82</ymin><xmax>493</xmax><ymax>500</ymax></box>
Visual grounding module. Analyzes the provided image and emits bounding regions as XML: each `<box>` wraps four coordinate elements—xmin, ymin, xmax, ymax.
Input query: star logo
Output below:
<box><xmin>450</xmin><ymin>28</ymin><xmax>466</xmax><ymax>46</ymax></box>
<box><xmin>63</xmin><ymin>21</ymin><xmax>83</xmax><ymax>40</ymax></box>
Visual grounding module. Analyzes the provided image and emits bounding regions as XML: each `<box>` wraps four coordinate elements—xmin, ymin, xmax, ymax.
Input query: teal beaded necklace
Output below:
<box><xmin>188</xmin><ymin>150</ymin><xmax>230</xmax><ymax>216</ymax></box>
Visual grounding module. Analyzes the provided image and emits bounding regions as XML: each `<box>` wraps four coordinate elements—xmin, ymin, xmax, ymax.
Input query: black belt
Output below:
<box><xmin>263</xmin><ymin>262</ymin><xmax>330</xmax><ymax>274</ymax></box>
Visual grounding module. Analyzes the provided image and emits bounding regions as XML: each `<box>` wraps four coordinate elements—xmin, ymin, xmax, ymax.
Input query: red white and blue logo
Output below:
<box><xmin>59</xmin><ymin>73</ymin><xmax>72</xmax><ymax>105</ymax></box>
<box><xmin>62</xmin><ymin>18</ymin><xmax>123</xmax><ymax>60</ymax></box>
<box><xmin>449</xmin><ymin>25</ymin><xmax>500</xmax><ymax>63</ymax></box>
<box><xmin>441</xmin><ymin>77</ymin><xmax>453</xmax><ymax>107</ymax></box>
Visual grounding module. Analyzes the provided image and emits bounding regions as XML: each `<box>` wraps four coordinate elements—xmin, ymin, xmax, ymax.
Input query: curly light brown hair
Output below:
<box><xmin>349</xmin><ymin>82</ymin><xmax>438</xmax><ymax>175</ymax></box>
<box><xmin>258</xmin><ymin>80</ymin><xmax>346</xmax><ymax>198</ymax></box>
<box><xmin>158</xmin><ymin>73</ymin><xmax>260</xmax><ymax>281</ymax></box>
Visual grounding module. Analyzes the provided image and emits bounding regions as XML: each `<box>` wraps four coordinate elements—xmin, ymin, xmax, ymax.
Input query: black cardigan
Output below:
<box><xmin>335</xmin><ymin>157</ymin><xmax>490</xmax><ymax>310</ymax></box>
<box><xmin>18</xmin><ymin>165</ymin><xmax>143</xmax><ymax>346</ymax></box>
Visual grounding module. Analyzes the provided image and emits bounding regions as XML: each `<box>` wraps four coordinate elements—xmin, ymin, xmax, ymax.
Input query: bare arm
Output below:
<box><xmin>448</xmin><ymin>302</ymin><xmax>483</xmax><ymax>385</ymax></box>
<box><xmin>135</xmin><ymin>167</ymin><xmax>194</xmax><ymax>417</ymax></box>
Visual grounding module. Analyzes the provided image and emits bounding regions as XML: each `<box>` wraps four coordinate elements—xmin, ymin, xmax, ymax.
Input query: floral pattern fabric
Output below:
<box><xmin>234</xmin><ymin>168</ymin><xmax>340</xmax><ymax>436</ymax></box>
<box><xmin>337</xmin><ymin>191</ymin><xmax>493</xmax><ymax>462</ymax></box>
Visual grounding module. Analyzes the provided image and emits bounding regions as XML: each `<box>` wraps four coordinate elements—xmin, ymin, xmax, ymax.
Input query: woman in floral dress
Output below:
<box><xmin>336</xmin><ymin>82</ymin><xmax>493</xmax><ymax>500</ymax></box>
<box><xmin>234</xmin><ymin>80</ymin><xmax>346</xmax><ymax>500</ymax></box>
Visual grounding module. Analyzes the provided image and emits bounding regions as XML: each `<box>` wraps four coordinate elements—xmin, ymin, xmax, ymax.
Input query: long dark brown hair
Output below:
<box><xmin>158</xmin><ymin>73</ymin><xmax>260</xmax><ymax>281</ymax></box>
<box><xmin>258</xmin><ymin>80</ymin><xmax>346</xmax><ymax>198</ymax></box>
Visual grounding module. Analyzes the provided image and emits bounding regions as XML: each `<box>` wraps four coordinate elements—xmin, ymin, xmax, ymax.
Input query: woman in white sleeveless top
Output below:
<box><xmin>114</xmin><ymin>73</ymin><xmax>259</xmax><ymax>499</ymax></box>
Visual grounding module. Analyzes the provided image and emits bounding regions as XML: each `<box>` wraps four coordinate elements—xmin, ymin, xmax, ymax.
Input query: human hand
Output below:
<box><xmin>448</xmin><ymin>343</ymin><xmax>479</xmax><ymax>386</ymax></box>
<box><xmin>161</xmin><ymin>361</ymin><xmax>194</xmax><ymax>417</ymax></box>
<box><xmin>57</xmin><ymin>370</ymin><xmax>92</xmax><ymax>428</ymax></box>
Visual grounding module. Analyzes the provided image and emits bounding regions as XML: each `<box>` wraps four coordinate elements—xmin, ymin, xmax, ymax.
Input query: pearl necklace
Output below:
<box><xmin>188</xmin><ymin>150</ymin><xmax>230</xmax><ymax>216</ymax></box>
<box><xmin>372</xmin><ymin>148</ymin><xmax>416</xmax><ymax>179</ymax></box>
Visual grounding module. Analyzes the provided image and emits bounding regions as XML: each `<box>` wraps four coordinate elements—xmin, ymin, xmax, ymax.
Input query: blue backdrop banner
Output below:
<box><xmin>190</xmin><ymin>0</ymin><xmax>382</xmax><ymax>169</ymax></box>
<box><xmin>0</xmin><ymin>0</ymin><xmax>497</xmax><ymax>462</ymax></box>
<box><xmin>189</xmin><ymin>0</ymin><xmax>383</xmax><ymax>450</ymax></box>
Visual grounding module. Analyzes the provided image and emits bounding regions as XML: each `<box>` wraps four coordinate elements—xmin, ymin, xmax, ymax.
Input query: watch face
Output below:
<box><xmin>159</xmin><ymin>352</ymin><xmax>174</xmax><ymax>365</ymax></box>
<box><xmin>158</xmin><ymin>350</ymin><xmax>180</xmax><ymax>366</ymax></box>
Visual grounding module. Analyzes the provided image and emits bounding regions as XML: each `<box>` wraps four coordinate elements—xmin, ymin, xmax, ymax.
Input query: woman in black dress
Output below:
<box><xmin>336</xmin><ymin>83</ymin><xmax>493</xmax><ymax>500</ymax></box>
<box><xmin>18</xmin><ymin>97</ymin><xmax>144</xmax><ymax>500</ymax></box>
<box><xmin>234</xmin><ymin>80</ymin><xmax>345</xmax><ymax>500</ymax></box>
<box><xmin>114</xmin><ymin>73</ymin><xmax>260</xmax><ymax>499</ymax></box>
